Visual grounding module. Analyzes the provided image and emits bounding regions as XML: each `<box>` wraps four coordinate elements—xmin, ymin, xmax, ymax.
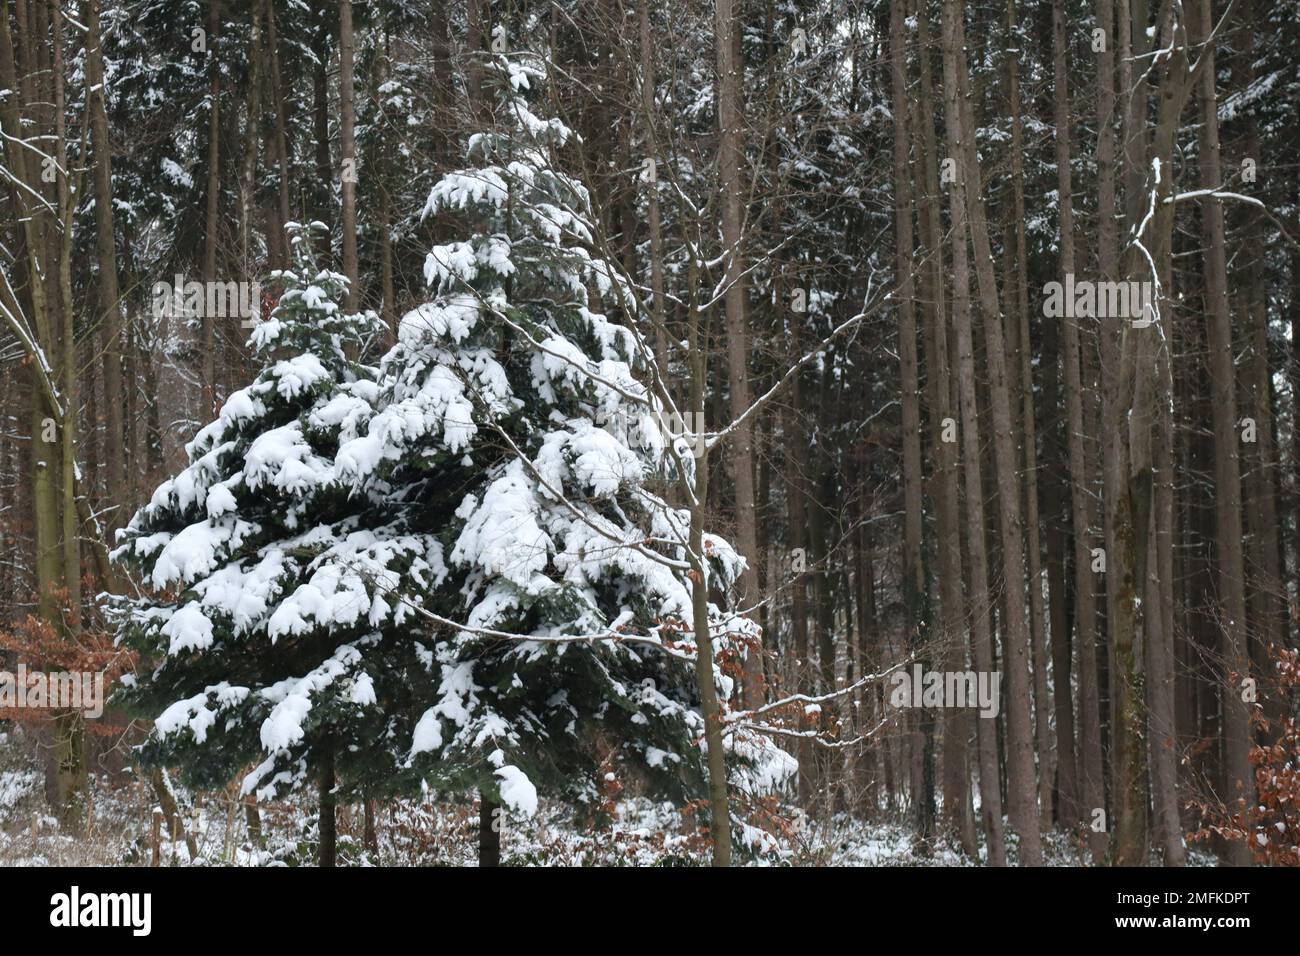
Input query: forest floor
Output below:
<box><xmin>0</xmin><ymin>727</ymin><xmax>1210</xmax><ymax>867</ymax></box>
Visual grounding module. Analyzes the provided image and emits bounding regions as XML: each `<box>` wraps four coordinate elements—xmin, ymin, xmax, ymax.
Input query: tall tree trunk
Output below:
<box><xmin>311</xmin><ymin>27</ymin><xmax>332</xmax><ymax>254</ymax></box>
<box><xmin>339</xmin><ymin>0</ymin><xmax>359</xmax><ymax>309</ymax></box>
<box><xmin>937</xmin><ymin>0</ymin><xmax>1006</xmax><ymax>865</ymax></box>
<box><xmin>265</xmin><ymin>0</ymin><xmax>292</xmax><ymax>256</ymax></box>
<box><xmin>1293</xmin><ymin>213</ymin><xmax>1300</xmax><ymax>646</ymax></box>
<box><xmin>84</xmin><ymin>0</ymin><xmax>125</xmax><ymax>530</ymax></box>
<box><xmin>376</xmin><ymin>30</ymin><xmax>396</xmax><ymax>341</ymax></box>
<box><xmin>684</xmin><ymin>244</ymin><xmax>732</xmax><ymax>867</ymax></box>
<box><xmin>1039</xmin><ymin>284</ymin><xmax>1078</xmax><ymax>829</ymax></box>
<box><xmin>784</xmin><ymin>349</ymin><xmax>812</xmax><ymax>805</ymax></box>
<box><xmin>1147</xmin><ymin>341</ymin><xmax>1183</xmax><ymax>864</ymax></box>
<box><xmin>201</xmin><ymin>0</ymin><xmax>222</xmax><ymax>419</ymax></box>
<box><xmin>851</xmin><ymin>446</ymin><xmax>881</xmax><ymax>813</ymax></box>
<box><xmin>239</xmin><ymin>0</ymin><xmax>263</xmax><ymax>279</ymax></box>
<box><xmin>888</xmin><ymin>0</ymin><xmax>933</xmax><ymax>850</ymax></box>
<box><xmin>1104</xmin><ymin>0</ymin><xmax>1149</xmax><ymax>866</ymax></box>
<box><xmin>1085</xmin><ymin>0</ymin><xmax>1117</xmax><ymax>863</ymax></box>
<box><xmin>910</xmin><ymin>0</ymin><xmax>975</xmax><ymax>856</ymax></box>
<box><xmin>714</xmin><ymin>0</ymin><xmax>762</xmax><ymax>707</ymax></box>
<box><xmin>1145</xmin><ymin>0</ymin><xmax>1183</xmax><ymax>860</ymax></box>
<box><xmin>1052</xmin><ymin>0</ymin><xmax>1106</xmax><ymax>857</ymax></box>
<box><xmin>1234</xmin><ymin>0</ymin><xmax>1285</xmax><ymax>719</ymax></box>
<box><xmin>1191</xmin><ymin>0</ymin><xmax>1254</xmax><ymax>866</ymax></box>
<box><xmin>51</xmin><ymin>0</ymin><xmax>86</xmax><ymax>825</ymax></box>
<box><xmin>639</xmin><ymin>3</ymin><xmax>669</xmax><ymax>381</ymax></box>
<box><xmin>943</xmin><ymin>0</ymin><xmax>1041</xmax><ymax>864</ymax></box>
<box><xmin>1006</xmin><ymin>0</ymin><xmax>1054</xmax><ymax>830</ymax></box>
<box><xmin>466</xmin><ymin>0</ymin><xmax>486</xmax><ymax>114</ymax></box>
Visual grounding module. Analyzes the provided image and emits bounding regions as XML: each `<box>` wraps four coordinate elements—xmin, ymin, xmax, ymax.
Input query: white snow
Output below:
<box><xmin>494</xmin><ymin>763</ymin><xmax>539</xmax><ymax>816</ymax></box>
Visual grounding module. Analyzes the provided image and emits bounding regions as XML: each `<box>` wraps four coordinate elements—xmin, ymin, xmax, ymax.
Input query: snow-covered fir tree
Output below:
<box><xmin>113</xmin><ymin>58</ymin><xmax>792</xmax><ymax>865</ymax></box>
<box><xmin>334</xmin><ymin>52</ymin><xmax>793</xmax><ymax>845</ymax></box>
<box><xmin>111</xmin><ymin>225</ymin><xmax>425</xmax><ymax>859</ymax></box>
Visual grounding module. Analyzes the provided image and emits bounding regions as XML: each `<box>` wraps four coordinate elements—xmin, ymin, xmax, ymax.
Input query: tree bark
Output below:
<box><xmin>339</xmin><ymin>0</ymin><xmax>359</xmax><ymax>309</ymax></box>
<box><xmin>265</xmin><ymin>0</ymin><xmax>292</xmax><ymax>259</ymax></box>
<box><xmin>239</xmin><ymin>0</ymin><xmax>263</xmax><ymax>280</ymax></box>
<box><xmin>201</xmin><ymin>0</ymin><xmax>222</xmax><ymax>419</ymax></box>
<box><xmin>319</xmin><ymin>741</ymin><xmax>337</xmax><ymax>867</ymax></box>
<box><xmin>478</xmin><ymin>792</ymin><xmax>501</xmax><ymax>866</ymax></box>
<box><xmin>84</xmin><ymin>0</ymin><xmax>125</xmax><ymax>529</ymax></box>
<box><xmin>1103</xmin><ymin>0</ymin><xmax>1149</xmax><ymax>867</ymax></box>
<box><xmin>1191</xmin><ymin>0</ymin><xmax>1254</xmax><ymax>866</ymax></box>
<box><xmin>908</xmin><ymin>0</ymin><xmax>975</xmax><ymax>855</ymax></box>
<box><xmin>713</xmin><ymin>0</ymin><xmax>763</xmax><ymax>708</ymax></box>
<box><xmin>1006</xmin><ymin>0</ymin><xmax>1054</xmax><ymax>830</ymax></box>
<box><xmin>942</xmin><ymin>0</ymin><xmax>1041</xmax><ymax>864</ymax></box>
<box><xmin>311</xmin><ymin>25</ymin><xmax>332</xmax><ymax>254</ymax></box>
<box><xmin>888</xmin><ymin>0</ymin><xmax>935</xmax><ymax>850</ymax></box>
<box><xmin>683</xmin><ymin>232</ymin><xmax>732</xmax><ymax>866</ymax></box>
<box><xmin>639</xmin><ymin>3</ymin><xmax>669</xmax><ymax>381</ymax></box>
<box><xmin>937</xmin><ymin>0</ymin><xmax>1006</xmax><ymax>865</ymax></box>
<box><xmin>1085</xmin><ymin>0</ymin><xmax>1117</xmax><ymax>863</ymax></box>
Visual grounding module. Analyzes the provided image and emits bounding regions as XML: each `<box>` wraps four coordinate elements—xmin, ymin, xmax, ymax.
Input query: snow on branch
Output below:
<box><xmin>1164</xmin><ymin>188</ymin><xmax>1300</xmax><ymax>251</ymax></box>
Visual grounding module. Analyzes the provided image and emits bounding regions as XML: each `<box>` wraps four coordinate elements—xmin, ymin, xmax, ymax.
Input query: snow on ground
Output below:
<box><xmin>0</xmin><ymin>729</ymin><xmax>1215</xmax><ymax>867</ymax></box>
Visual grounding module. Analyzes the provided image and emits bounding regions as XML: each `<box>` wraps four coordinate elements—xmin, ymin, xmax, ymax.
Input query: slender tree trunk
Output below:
<box><xmin>691</xmin><ymin>469</ymin><xmax>732</xmax><ymax>867</ymax></box>
<box><xmin>339</xmin><ymin>0</ymin><xmax>359</xmax><ymax>309</ymax></box>
<box><xmin>1040</xmin><ymin>287</ymin><xmax>1078</xmax><ymax>829</ymax></box>
<box><xmin>319</xmin><ymin>741</ymin><xmax>337</xmax><ymax>867</ymax></box>
<box><xmin>1052</xmin><ymin>0</ymin><xmax>1105</xmax><ymax>857</ymax></box>
<box><xmin>466</xmin><ymin>0</ymin><xmax>486</xmax><ymax>114</ymax></box>
<box><xmin>910</xmin><ymin>0</ymin><xmax>975</xmax><ymax>856</ymax></box>
<box><xmin>239</xmin><ymin>0</ymin><xmax>263</xmax><ymax>280</ymax></box>
<box><xmin>244</xmin><ymin>794</ymin><xmax>264</xmax><ymax>849</ymax></box>
<box><xmin>201</xmin><ymin>0</ymin><xmax>222</xmax><ymax>418</ymax></box>
<box><xmin>1084</xmin><ymin>0</ymin><xmax>1118</xmax><ymax>863</ymax></box>
<box><xmin>84</xmin><ymin>0</ymin><xmax>124</xmax><ymax>529</ymax></box>
<box><xmin>151</xmin><ymin>768</ymin><xmax>198</xmax><ymax>860</ymax></box>
<box><xmin>363</xmin><ymin>798</ymin><xmax>378</xmax><ymax>855</ymax></box>
<box><xmin>1006</xmin><ymin>0</ymin><xmax>1053</xmax><ymax>830</ymax></box>
<box><xmin>888</xmin><ymin>0</ymin><xmax>933</xmax><ymax>851</ymax></box>
<box><xmin>1293</xmin><ymin>211</ymin><xmax>1300</xmax><ymax>643</ymax></box>
<box><xmin>713</xmin><ymin>0</ymin><xmax>763</xmax><ymax>708</ymax></box>
<box><xmin>1103</xmin><ymin>0</ymin><xmax>1148</xmax><ymax>867</ymax></box>
<box><xmin>1192</xmin><ymin>0</ymin><xmax>1254</xmax><ymax>866</ymax></box>
<box><xmin>937</xmin><ymin>0</ymin><xmax>1006</xmax><ymax>865</ymax></box>
<box><xmin>1148</xmin><ymin>341</ymin><xmax>1184</xmax><ymax>864</ymax></box>
<box><xmin>684</xmin><ymin>241</ymin><xmax>732</xmax><ymax>866</ymax></box>
<box><xmin>784</xmin><ymin>352</ymin><xmax>813</xmax><ymax>804</ymax></box>
<box><xmin>1234</xmin><ymin>0</ymin><xmax>1285</xmax><ymax>724</ymax></box>
<box><xmin>311</xmin><ymin>28</ymin><xmax>332</xmax><ymax>253</ymax></box>
<box><xmin>851</xmin><ymin>447</ymin><xmax>881</xmax><ymax>813</ymax></box>
<box><xmin>265</xmin><ymin>0</ymin><xmax>292</xmax><ymax>254</ymax></box>
<box><xmin>943</xmin><ymin>0</ymin><xmax>1041</xmax><ymax>864</ymax></box>
<box><xmin>1145</xmin><ymin>0</ymin><xmax>1182</xmax><ymax>859</ymax></box>
<box><xmin>478</xmin><ymin>793</ymin><xmax>500</xmax><ymax>866</ymax></box>
<box><xmin>639</xmin><ymin>3</ymin><xmax>669</xmax><ymax>381</ymax></box>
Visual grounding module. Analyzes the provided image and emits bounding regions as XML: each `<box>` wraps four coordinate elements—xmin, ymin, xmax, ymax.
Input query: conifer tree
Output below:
<box><xmin>114</xmin><ymin>51</ymin><xmax>792</xmax><ymax>865</ymax></box>
<box><xmin>112</xmin><ymin>224</ymin><xmax>417</xmax><ymax>864</ymax></box>
<box><xmin>335</xmin><ymin>52</ymin><xmax>793</xmax><ymax>853</ymax></box>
